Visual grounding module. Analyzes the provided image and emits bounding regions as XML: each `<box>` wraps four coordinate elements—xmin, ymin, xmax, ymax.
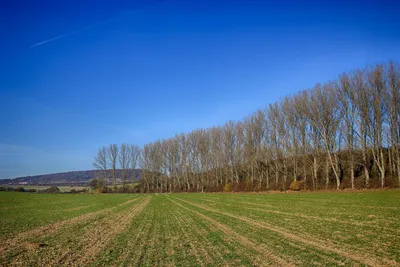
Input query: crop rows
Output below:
<box><xmin>0</xmin><ymin>191</ymin><xmax>399</xmax><ymax>266</ymax></box>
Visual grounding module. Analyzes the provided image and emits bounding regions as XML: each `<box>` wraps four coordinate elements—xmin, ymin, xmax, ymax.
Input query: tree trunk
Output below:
<box><xmin>388</xmin><ymin>146</ymin><xmax>394</xmax><ymax>177</ymax></box>
<box><xmin>363</xmin><ymin>150</ymin><xmax>370</xmax><ymax>188</ymax></box>
<box><xmin>303</xmin><ymin>157</ymin><xmax>307</xmax><ymax>190</ymax></box>
<box><xmin>350</xmin><ymin>158</ymin><xmax>355</xmax><ymax>189</ymax></box>
<box><xmin>334</xmin><ymin>153</ymin><xmax>341</xmax><ymax>190</ymax></box>
<box><xmin>313</xmin><ymin>156</ymin><xmax>318</xmax><ymax>189</ymax></box>
<box><xmin>397</xmin><ymin>139</ymin><xmax>400</xmax><ymax>186</ymax></box>
<box><xmin>275</xmin><ymin>162</ymin><xmax>279</xmax><ymax>189</ymax></box>
<box><xmin>283</xmin><ymin>159</ymin><xmax>287</xmax><ymax>190</ymax></box>
<box><xmin>380</xmin><ymin>148</ymin><xmax>386</xmax><ymax>188</ymax></box>
<box><xmin>325</xmin><ymin>155</ymin><xmax>330</xmax><ymax>189</ymax></box>
<box><xmin>397</xmin><ymin>150</ymin><xmax>400</xmax><ymax>187</ymax></box>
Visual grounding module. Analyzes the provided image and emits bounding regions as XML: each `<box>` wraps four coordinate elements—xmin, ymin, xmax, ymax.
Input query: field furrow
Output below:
<box><xmin>56</xmin><ymin>196</ymin><xmax>151</xmax><ymax>266</ymax></box>
<box><xmin>1</xmin><ymin>190</ymin><xmax>399</xmax><ymax>267</ymax></box>
<box><xmin>167</xmin><ymin>196</ymin><xmax>272</xmax><ymax>266</ymax></box>
<box><xmin>193</xmin><ymin>194</ymin><xmax>400</xmax><ymax>263</ymax></box>
<box><xmin>0</xmin><ymin>196</ymin><xmax>142</xmax><ymax>256</ymax></box>
<box><xmin>213</xmin><ymin>199</ymin><xmax>399</xmax><ymax>230</ymax></box>
<box><xmin>0</xmin><ymin>193</ymin><xmax>140</xmax><ymax>240</ymax></box>
<box><xmin>173</xmin><ymin>196</ymin><xmax>397</xmax><ymax>266</ymax></box>
<box><xmin>0</xmin><ymin>196</ymin><xmax>146</xmax><ymax>266</ymax></box>
<box><xmin>169</xmin><ymin>197</ymin><xmax>292</xmax><ymax>266</ymax></box>
<box><xmin>172</xmin><ymin>197</ymin><xmax>354</xmax><ymax>266</ymax></box>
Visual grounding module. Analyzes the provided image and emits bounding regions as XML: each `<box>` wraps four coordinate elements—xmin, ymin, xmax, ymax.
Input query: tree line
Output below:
<box><xmin>94</xmin><ymin>61</ymin><xmax>400</xmax><ymax>192</ymax></box>
<box><xmin>93</xmin><ymin>144</ymin><xmax>141</xmax><ymax>188</ymax></box>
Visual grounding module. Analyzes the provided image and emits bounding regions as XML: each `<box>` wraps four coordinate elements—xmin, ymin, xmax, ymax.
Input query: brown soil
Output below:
<box><xmin>54</xmin><ymin>196</ymin><xmax>151</xmax><ymax>266</ymax></box>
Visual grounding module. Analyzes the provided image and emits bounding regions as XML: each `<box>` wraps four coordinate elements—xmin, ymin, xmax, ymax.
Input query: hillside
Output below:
<box><xmin>0</xmin><ymin>169</ymin><xmax>141</xmax><ymax>186</ymax></box>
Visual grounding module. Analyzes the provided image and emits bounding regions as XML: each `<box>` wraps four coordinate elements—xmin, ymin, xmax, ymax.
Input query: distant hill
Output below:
<box><xmin>0</xmin><ymin>169</ymin><xmax>141</xmax><ymax>186</ymax></box>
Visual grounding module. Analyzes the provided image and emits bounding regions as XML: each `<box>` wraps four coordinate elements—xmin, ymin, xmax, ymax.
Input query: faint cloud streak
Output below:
<box><xmin>30</xmin><ymin>0</ymin><xmax>165</xmax><ymax>48</ymax></box>
<box><xmin>30</xmin><ymin>16</ymin><xmax>117</xmax><ymax>48</ymax></box>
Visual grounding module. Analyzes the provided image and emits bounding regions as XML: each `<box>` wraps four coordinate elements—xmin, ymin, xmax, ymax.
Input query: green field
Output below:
<box><xmin>0</xmin><ymin>191</ymin><xmax>399</xmax><ymax>266</ymax></box>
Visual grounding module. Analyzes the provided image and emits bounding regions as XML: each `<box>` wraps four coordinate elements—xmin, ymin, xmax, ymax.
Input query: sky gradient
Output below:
<box><xmin>1</xmin><ymin>0</ymin><xmax>400</xmax><ymax>179</ymax></box>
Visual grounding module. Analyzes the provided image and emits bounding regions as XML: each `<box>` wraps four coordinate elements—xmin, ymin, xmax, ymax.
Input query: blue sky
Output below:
<box><xmin>1</xmin><ymin>0</ymin><xmax>400</xmax><ymax>179</ymax></box>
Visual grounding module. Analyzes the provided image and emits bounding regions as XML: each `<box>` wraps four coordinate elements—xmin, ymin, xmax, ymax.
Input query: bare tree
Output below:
<box><xmin>352</xmin><ymin>69</ymin><xmax>371</xmax><ymax>187</ymax></box>
<box><xmin>210</xmin><ymin>127</ymin><xmax>223</xmax><ymax>188</ymax></box>
<box><xmin>128</xmin><ymin>144</ymin><xmax>141</xmax><ymax>184</ymax></box>
<box><xmin>97</xmin><ymin>60</ymin><xmax>400</xmax><ymax>192</ymax></box>
<box><xmin>308</xmin><ymin>83</ymin><xmax>341</xmax><ymax>189</ymax></box>
<box><xmin>368</xmin><ymin>65</ymin><xmax>387</xmax><ymax>187</ymax></box>
<box><xmin>267</xmin><ymin>103</ymin><xmax>283</xmax><ymax>190</ymax></box>
<box><xmin>93</xmin><ymin>146</ymin><xmax>108</xmax><ymax>189</ymax></box>
<box><xmin>235</xmin><ymin>121</ymin><xmax>245</xmax><ymax>185</ymax></box>
<box><xmin>336</xmin><ymin>73</ymin><xmax>357</xmax><ymax>189</ymax></box>
<box><xmin>385</xmin><ymin>62</ymin><xmax>400</xmax><ymax>186</ymax></box>
<box><xmin>108</xmin><ymin>144</ymin><xmax>119</xmax><ymax>188</ymax></box>
<box><xmin>167</xmin><ymin>136</ymin><xmax>182</xmax><ymax>190</ymax></box>
<box><xmin>196</xmin><ymin>129</ymin><xmax>212</xmax><ymax>191</ymax></box>
<box><xmin>139</xmin><ymin>144</ymin><xmax>151</xmax><ymax>192</ymax></box>
<box><xmin>119</xmin><ymin>143</ymin><xmax>129</xmax><ymax>185</ymax></box>
<box><xmin>282</xmin><ymin>96</ymin><xmax>301</xmax><ymax>183</ymax></box>
<box><xmin>294</xmin><ymin>90</ymin><xmax>313</xmax><ymax>189</ymax></box>
<box><xmin>223</xmin><ymin>121</ymin><xmax>237</xmax><ymax>186</ymax></box>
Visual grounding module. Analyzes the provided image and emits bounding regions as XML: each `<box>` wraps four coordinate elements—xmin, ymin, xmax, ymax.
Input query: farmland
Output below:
<box><xmin>0</xmin><ymin>191</ymin><xmax>399</xmax><ymax>266</ymax></box>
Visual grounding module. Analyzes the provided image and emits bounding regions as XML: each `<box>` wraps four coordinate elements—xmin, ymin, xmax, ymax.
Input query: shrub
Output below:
<box><xmin>119</xmin><ymin>184</ymin><xmax>138</xmax><ymax>193</ymax></box>
<box><xmin>244</xmin><ymin>181</ymin><xmax>254</xmax><ymax>192</ymax></box>
<box><xmin>232</xmin><ymin>182</ymin><xmax>245</xmax><ymax>192</ymax></box>
<box><xmin>88</xmin><ymin>179</ymin><xmax>100</xmax><ymax>189</ymax></box>
<box><xmin>100</xmin><ymin>186</ymin><xmax>113</xmax><ymax>193</ymax></box>
<box><xmin>289</xmin><ymin>180</ymin><xmax>304</xmax><ymax>191</ymax></box>
<box><xmin>39</xmin><ymin>186</ymin><xmax>60</xmax><ymax>194</ymax></box>
<box><xmin>224</xmin><ymin>183</ymin><xmax>232</xmax><ymax>192</ymax></box>
<box><xmin>25</xmin><ymin>189</ymin><xmax>37</xmax><ymax>193</ymax></box>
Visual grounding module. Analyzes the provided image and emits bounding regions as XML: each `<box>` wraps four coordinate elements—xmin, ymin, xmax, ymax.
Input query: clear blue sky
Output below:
<box><xmin>1</xmin><ymin>0</ymin><xmax>399</xmax><ymax>179</ymax></box>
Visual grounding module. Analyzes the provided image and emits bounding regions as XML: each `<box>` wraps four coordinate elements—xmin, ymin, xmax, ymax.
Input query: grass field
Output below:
<box><xmin>0</xmin><ymin>190</ymin><xmax>399</xmax><ymax>266</ymax></box>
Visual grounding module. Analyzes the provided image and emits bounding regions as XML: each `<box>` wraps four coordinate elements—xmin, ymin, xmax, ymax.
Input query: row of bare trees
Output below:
<box><xmin>94</xmin><ymin>62</ymin><xmax>400</xmax><ymax>192</ymax></box>
<box><xmin>93</xmin><ymin>144</ymin><xmax>141</xmax><ymax>187</ymax></box>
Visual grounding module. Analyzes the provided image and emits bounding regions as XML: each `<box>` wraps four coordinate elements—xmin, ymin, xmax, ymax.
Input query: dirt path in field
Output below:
<box><xmin>170</xmin><ymin>198</ymin><xmax>284</xmax><ymax>266</ymax></box>
<box><xmin>118</xmin><ymin>198</ymin><xmax>141</xmax><ymax>206</ymax></box>
<box><xmin>64</xmin><ymin>204</ymin><xmax>96</xmax><ymax>212</ymax></box>
<box><xmin>115</xmin><ymin>207</ymin><xmax>154</xmax><ymax>265</ymax></box>
<box><xmin>0</xmin><ymin>196</ymin><xmax>142</xmax><ymax>255</ymax></box>
<box><xmin>170</xmin><ymin>202</ymin><xmax>232</xmax><ymax>266</ymax></box>
<box><xmin>169</xmin><ymin>198</ymin><xmax>294</xmax><ymax>267</ymax></box>
<box><xmin>52</xmin><ymin>196</ymin><xmax>151</xmax><ymax>266</ymax></box>
<box><xmin>174</xmin><ymin>197</ymin><xmax>399</xmax><ymax>267</ymax></box>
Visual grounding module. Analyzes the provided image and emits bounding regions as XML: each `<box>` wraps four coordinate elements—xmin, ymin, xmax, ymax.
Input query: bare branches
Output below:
<box><xmin>119</xmin><ymin>143</ymin><xmax>129</xmax><ymax>185</ymax></box>
<box><xmin>108</xmin><ymin>144</ymin><xmax>119</xmax><ymax>187</ymax></box>
<box><xmin>128</xmin><ymin>144</ymin><xmax>141</xmax><ymax>184</ymax></box>
<box><xmin>93</xmin><ymin>146</ymin><xmax>108</xmax><ymax>188</ymax></box>
<box><xmin>94</xmin><ymin>61</ymin><xmax>400</xmax><ymax>192</ymax></box>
